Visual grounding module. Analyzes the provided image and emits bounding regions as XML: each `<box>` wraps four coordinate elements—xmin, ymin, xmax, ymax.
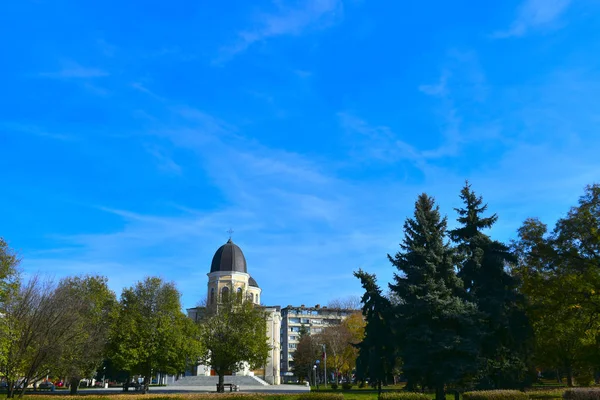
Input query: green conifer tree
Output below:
<box><xmin>353</xmin><ymin>269</ymin><xmax>396</xmax><ymax>395</ymax></box>
<box><xmin>450</xmin><ymin>182</ymin><xmax>532</xmax><ymax>389</ymax></box>
<box><xmin>389</xmin><ymin>193</ymin><xmax>480</xmax><ymax>400</ymax></box>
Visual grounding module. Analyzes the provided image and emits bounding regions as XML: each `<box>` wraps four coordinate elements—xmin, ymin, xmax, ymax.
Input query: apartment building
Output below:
<box><xmin>280</xmin><ymin>304</ymin><xmax>355</xmax><ymax>378</ymax></box>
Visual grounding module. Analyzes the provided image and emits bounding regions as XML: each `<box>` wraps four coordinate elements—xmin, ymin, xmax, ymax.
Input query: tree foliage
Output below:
<box><xmin>0</xmin><ymin>238</ymin><xmax>20</xmax><ymax>378</ymax></box>
<box><xmin>389</xmin><ymin>193</ymin><xmax>480</xmax><ymax>400</ymax></box>
<box><xmin>293</xmin><ymin>331</ymin><xmax>320</xmax><ymax>384</ymax></box>
<box><xmin>197</xmin><ymin>291</ymin><xmax>270</xmax><ymax>391</ymax></box>
<box><xmin>354</xmin><ymin>269</ymin><xmax>395</xmax><ymax>395</ymax></box>
<box><xmin>450</xmin><ymin>183</ymin><xmax>532</xmax><ymax>389</ymax></box>
<box><xmin>512</xmin><ymin>184</ymin><xmax>600</xmax><ymax>386</ymax></box>
<box><xmin>53</xmin><ymin>275</ymin><xmax>117</xmax><ymax>394</ymax></box>
<box><xmin>108</xmin><ymin>277</ymin><xmax>201</xmax><ymax>394</ymax></box>
<box><xmin>0</xmin><ymin>276</ymin><xmax>83</xmax><ymax>398</ymax></box>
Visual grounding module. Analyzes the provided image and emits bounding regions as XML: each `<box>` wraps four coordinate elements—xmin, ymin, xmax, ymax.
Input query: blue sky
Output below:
<box><xmin>1</xmin><ymin>0</ymin><xmax>599</xmax><ymax>309</ymax></box>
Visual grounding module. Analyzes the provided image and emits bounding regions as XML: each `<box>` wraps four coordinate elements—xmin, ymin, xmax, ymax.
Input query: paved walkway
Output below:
<box><xmin>73</xmin><ymin>384</ymin><xmax>310</xmax><ymax>395</ymax></box>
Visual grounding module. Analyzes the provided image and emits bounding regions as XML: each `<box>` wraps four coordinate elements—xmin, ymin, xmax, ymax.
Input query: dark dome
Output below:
<box><xmin>210</xmin><ymin>239</ymin><xmax>247</xmax><ymax>274</ymax></box>
<box><xmin>249</xmin><ymin>276</ymin><xmax>259</xmax><ymax>288</ymax></box>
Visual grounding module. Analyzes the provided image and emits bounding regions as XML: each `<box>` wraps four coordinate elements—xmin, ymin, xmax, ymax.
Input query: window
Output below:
<box><xmin>289</xmin><ymin>335</ymin><xmax>298</xmax><ymax>341</ymax></box>
<box><xmin>311</xmin><ymin>310</ymin><xmax>319</xmax><ymax>315</ymax></box>
<box><xmin>210</xmin><ymin>288</ymin><xmax>215</xmax><ymax>304</ymax></box>
<box><xmin>300</xmin><ymin>318</ymin><xmax>310</xmax><ymax>324</ymax></box>
<box><xmin>288</xmin><ymin>343</ymin><xmax>297</xmax><ymax>349</ymax></box>
<box><xmin>237</xmin><ymin>287</ymin><xmax>242</xmax><ymax>293</ymax></box>
<box><xmin>221</xmin><ymin>286</ymin><xmax>229</xmax><ymax>301</ymax></box>
<box><xmin>289</xmin><ymin>317</ymin><xmax>300</xmax><ymax>324</ymax></box>
<box><xmin>312</xmin><ymin>328</ymin><xmax>322</xmax><ymax>333</ymax></box>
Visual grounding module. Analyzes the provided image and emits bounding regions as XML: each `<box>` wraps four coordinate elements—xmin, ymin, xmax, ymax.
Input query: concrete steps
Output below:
<box><xmin>170</xmin><ymin>375</ymin><xmax>270</xmax><ymax>387</ymax></box>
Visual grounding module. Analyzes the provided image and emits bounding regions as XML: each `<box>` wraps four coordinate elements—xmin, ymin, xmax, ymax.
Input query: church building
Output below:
<box><xmin>187</xmin><ymin>238</ymin><xmax>282</xmax><ymax>385</ymax></box>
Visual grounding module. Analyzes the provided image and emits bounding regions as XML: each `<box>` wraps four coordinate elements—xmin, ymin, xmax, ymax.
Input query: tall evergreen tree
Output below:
<box><xmin>450</xmin><ymin>183</ymin><xmax>532</xmax><ymax>389</ymax></box>
<box><xmin>354</xmin><ymin>269</ymin><xmax>395</xmax><ymax>395</ymax></box>
<box><xmin>389</xmin><ymin>193</ymin><xmax>480</xmax><ymax>400</ymax></box>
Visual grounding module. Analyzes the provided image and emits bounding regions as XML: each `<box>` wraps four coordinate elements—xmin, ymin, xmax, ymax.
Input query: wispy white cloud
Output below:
<box><xmin>216</xmin><ymin>0</ymin><xmax>343</xmax><ymax>62</ymax></box>
<box><xmin>419</xmin><ymin>70</ymin><xmax>450</xmax><ymax>97</ymax></box>
<box><xmin>492</xmin><ymin>0</ymin><xmax>572</xmax><ymax>38</ymax></box>
<box><xmin>39</xmin><ymin>61</ymin><xmax>109</xmax><ymax>79</ymax></box>
<box><xmin>144</xmin><ymin>145</ymin><xmax>182</xmax><ymax>175</ymax></box>
<box><xmin>1</xmin><ymin>123</ymin><xmax>73</xmax><ymax>141</ymax></box>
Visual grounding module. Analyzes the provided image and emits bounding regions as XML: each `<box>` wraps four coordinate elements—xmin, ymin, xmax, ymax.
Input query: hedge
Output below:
<box><xmin>563</xmin><ymin>389</ymin><xmax>600</xmax><ymax>400</ymax></box>
<box><xmin>297</xmin><ymin>393</ymin><xmax>344</xmax><ymax>400</ymax></box>
<box><xmin>528</xmin><ymin>390</ymin><xmax>565</xmax><ymax>399</ymax></box>
<box><xmin>463</xmin><ymin>390</ymin><xmax>529</xmax><ymax>400</ymax></box>
<box><xmin>379</xmin><ymin>392</ymin><xmax>430</xmax><ymax>400</ymax></box>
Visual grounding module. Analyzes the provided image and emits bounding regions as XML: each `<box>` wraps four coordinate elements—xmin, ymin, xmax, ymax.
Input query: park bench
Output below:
<box><xmin>123</xmin><ymin>382</ymin><xmax>142</xmax><ymax>392</ymax></box>
<box><xmin>217</xmin><ymin>383</ymin><xmax>239</xmax><ymax>392</ymax></box>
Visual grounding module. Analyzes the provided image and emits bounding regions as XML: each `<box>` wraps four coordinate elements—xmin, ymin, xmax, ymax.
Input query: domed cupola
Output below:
<box><xmin>210</xmin><ymin>238</ymin><xmax>248</xmax><ymax>274</ymax></box>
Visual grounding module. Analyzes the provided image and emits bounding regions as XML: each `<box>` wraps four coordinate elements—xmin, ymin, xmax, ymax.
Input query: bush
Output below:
<box><xmin>358</xmin><ymin>381</ymin><xmax>366</xmax><ymax>388</ymax></box>
<box><xmin>298</xmin><ymin>394</ymin><xmax>344</xmax><ymax>400</ymax></box>
<box><xmin>563</xmin><ymin>388</ymin><xmax>600</xmax><ymax>400</ymax></box>
<box><xmin>330</xmin><ymin>382</ymin><xmax>338</xmax><ymax>390</ymax></box>
<box><xmin>380</xmin><ymin>392</ymin><xmax>430</xmax><ymax>400</ymax></box>
<box><xmin>463</xmin><ymin>390</ymin><xmax>529</xmax><ymax>400</ymax></box>
<box><xmin>528</xmin><ymin>390</ymin><xmax>565</xmax><ymax>399</ymax></box>
<box><xmin>341</xmin><ymin>382</ymin><xmax>353</xmax><ymax>391</ymax></box>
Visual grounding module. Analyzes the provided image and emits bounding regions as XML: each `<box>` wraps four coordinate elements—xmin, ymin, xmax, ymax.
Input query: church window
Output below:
<box><xmin>210</xmin><ymin>288</ymin><xmax>215</xmax><ymax>304</ymax></box>
<box><xmin>221</xmin><ymin>286</ymin><xmax>229</xmax><ymax>301</ymax></box>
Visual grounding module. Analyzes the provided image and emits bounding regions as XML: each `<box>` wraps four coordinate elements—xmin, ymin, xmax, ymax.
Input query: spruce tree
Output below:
<box><xmin>389</xmin><ymin>193</ymin><xmax>480</xmax><ymax>400</ymax></box>
<box><xmin>354</xmin><ymin>269</ymin><xmax>396</xmax><ymax>395</ymax></box>
<box><xmin>450</xmin><ymin>183</ymin><xmax>532</xmax><ymax>389</ymax></box>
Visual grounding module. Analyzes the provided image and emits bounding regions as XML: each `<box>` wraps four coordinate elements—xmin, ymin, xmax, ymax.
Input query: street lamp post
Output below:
<box><xmin>322</xmin><ymin>344</ymin><xmax>327</xmax><ymax>388</ymax></box>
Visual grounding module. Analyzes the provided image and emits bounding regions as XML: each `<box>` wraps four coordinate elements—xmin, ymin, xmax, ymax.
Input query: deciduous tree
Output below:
<box><xmin>197</xmin><ymin>291</ymin><xmax>270</xmax><ymax>392</ymax></box>
<box><xmin>53</xmin><ymin>275</ymin><xmax>117</xmax><ymax>394</ymax></box>
<box><xmin>513</xmin><ymin>185</ymin><xmax>600</xmax><ymax>386</ymax></box>
<box><xmin>108</xmin><ymin>277</ymin><xmax>201</xmax><ymax>394</ymax></box>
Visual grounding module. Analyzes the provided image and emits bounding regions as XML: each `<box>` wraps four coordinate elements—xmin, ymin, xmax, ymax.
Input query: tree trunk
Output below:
<box><xmin>142</xmin><ymin>366</ymin><xmax>151</xmax><ymax>394</ymax></box>
<box><xmin>7</xmin><ymin>381</ymin><xmax>15</xmax><ymax>399</ymax></box>
<box><xmin>218</xmin><ymin>373</ymin><xmax>225</xmax><ymax>393</ymax></box>
<box><xmin>17</xmin><ymin>378</ymin><xmax>29</xmax><ymax>398</ymax></box>
<box><xmin>70</xmin><ymin>378</ymin><xmax>80</xmax><ymax>395</ymax></box>
<box><xmin>436</xmin><ymin>383</ymin><xmax>445</xmax><ymax>400</ymax></box>
<box><xmin>378</xmin><ymin>381</ymin><xmax>382</xmax><ymax>397</ymax></box>
<box><xmin>123</xmin><ymin>371</ymin><xmax>130</xmax><ymax>392</ymax></box>
<box><xmin>566</xmin><ymin>363</ymin><xmax>574</xmax><ymax>387</ymax></box>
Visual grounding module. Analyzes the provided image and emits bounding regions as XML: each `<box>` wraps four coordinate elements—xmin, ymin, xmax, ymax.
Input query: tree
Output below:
<box><xmin>0</xmin><ymin>238</ymin><xmax>20</xmax><ymax>377</ymax></box>
<box><xmin>340</xmin><ymin>312</ymin><xmax>365</xmax><ymax>380</ymax></box>
<box><xmin>317</xmin><ymin>323</ymin><xmax>352</xmax><ymax>384</ymax></box>
<box><xmin>354</xmin><ymin>269</ymin><xmax>396</xmax><ymax>395</ymax></box>
<box><xmin>293</xmin><ymin>333</ymin><xmax>320</xmax><ymax>384</ymax></box>
<box><xmin>513</xmin><ymin>185</ymin><xmax>600</xmax><ymax>386</ymax></box>
<box><xmin>53</xmin><ymin>275</ymin><xmax>117</xmax><ymax>394</ymax></box>
<box><xmin>389</xmin><ymin>193</ymin><xmax>480</xmax><ymax>400</ymax></box>
<box><xmin>197</xmin><ymin>290</ymin><xmax>270</xmax><ymax>392</ymax></box>
<box><xmin>108</xmin><ymin>277</ymin><xmax>201</xmax><ymax>394</ymax></box>
<box><xmin>450</xmin><ymin>183</ymin><xmax>532</xmax><ymax>388</ymax></box>
<box><xmin>327</xmin><ymin>295</ymin><xmax>361</xmax><ymax>310</ymax></box>
<box><xmin>0</xmin><ymin>276</ymin><xmax>82</xmax><ymax>398</ymax></box>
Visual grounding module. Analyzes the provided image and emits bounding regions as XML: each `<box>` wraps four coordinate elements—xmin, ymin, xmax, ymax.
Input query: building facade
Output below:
<box><xmin>280</xmin><ymin>305</ymin><xmax>355</xmax><ymax>377</ymax></box>
<box><xmin>187</xmin><ymin>239</ymin><xmax>354</xmax><ymax>385</ymax></box>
